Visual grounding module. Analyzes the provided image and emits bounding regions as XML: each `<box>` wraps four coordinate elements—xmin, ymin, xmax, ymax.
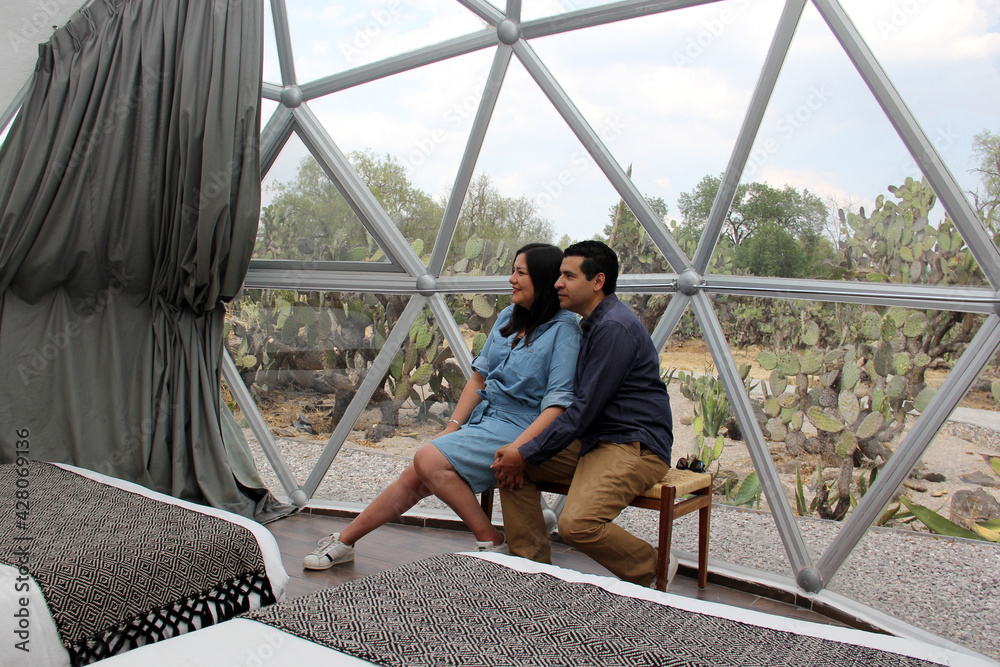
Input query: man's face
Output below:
<box><xmin>555</xmin><ymin>255</ymin><xmax>602</xmax><ymax>317</ymax></box>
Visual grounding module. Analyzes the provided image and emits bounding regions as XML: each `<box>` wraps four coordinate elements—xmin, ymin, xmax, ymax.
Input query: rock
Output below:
<box><xmin>922</xmin><ymin>472</ymin><xmax>947</xmax><ymax>483</ymax></box>
<box><xmin>292</xmin><ymin>415</ymin><xmax>316</xmax><ymax>435</ymax></box>
<box><xmin>904</xmin><ymin>480</ymin><xmax>927</xmax><ymax>493</ymax></box>
<box><xmin>774</xmin><ymin>460</ymin><xmax>802</xmax><ymax>475</ymax></box>
<box><xmin>365</xmin><ymin>422</ymin><xmax>396</xmax><ymax>443</ymax></box>
<box><xmin>959</xmin><ymin>472</ymin><xmax>1000</xmax><ymax>489</ymax></box>
<box><xmin>950</xmin><ymin>488</ymin><xmax>1000</xmax><ymax>523</ymax></box>
<box><xmin>931</xmin><ymin>490</ymin><xmax>947</xmax><ymax>498</ymax></box>
<box><xmin>679</xmin><ymin>415</ymin><xmax>693</xmax><ymax>426</ymax></box>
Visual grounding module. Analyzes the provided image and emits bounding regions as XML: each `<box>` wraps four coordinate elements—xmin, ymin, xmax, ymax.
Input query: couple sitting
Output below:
<box><xmin>303</xmin><ymin>240</ymin><xmax>675</xmax><ymax>589</ymax></box>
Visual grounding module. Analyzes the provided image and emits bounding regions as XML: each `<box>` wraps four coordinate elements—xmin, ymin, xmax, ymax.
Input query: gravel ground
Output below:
<box><xmin>248</xmin><ymin>432</ymin><xmax>1000</xmax><ymax>662</ymax></box>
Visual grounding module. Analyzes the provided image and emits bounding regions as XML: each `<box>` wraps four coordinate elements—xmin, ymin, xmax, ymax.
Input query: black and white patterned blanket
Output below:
<box><xmin>246</xmin><ymin>553</ymin><xmax>938</xmax><ymax>667</ymax></box>
<box><xmin>0</xmin><ymin>461</ymin><xmax>274</xmax><ymax>665</ymax></box>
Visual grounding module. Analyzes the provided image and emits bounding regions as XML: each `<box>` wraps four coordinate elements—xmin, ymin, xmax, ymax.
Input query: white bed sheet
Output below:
<box><xmin>0</xmin><ymin>462</ymin><xmax>289</xmax><ymax>667</ymax></box>
<box><xmin>96</xmin><ymin>553</ymin><xmax>997</xmax><ymax>667</ymax></box>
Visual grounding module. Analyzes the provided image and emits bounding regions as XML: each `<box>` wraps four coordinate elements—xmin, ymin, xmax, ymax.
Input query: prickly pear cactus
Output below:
<box><xmin>755</xmin><ymin>307</ymin><xmax>938</xmax><ymax>520</ymax></box>
<box><xmin>226</xmin><ymin>236</ymin><xmax>520</xmax><ymax>441</ymax></box>
<box><xmin>835</xmin><ymin>177</ymin><xmax>984</xmax><ymax>386</ymax></box>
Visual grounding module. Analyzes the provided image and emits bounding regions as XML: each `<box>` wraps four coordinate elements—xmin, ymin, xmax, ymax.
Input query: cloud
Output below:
<box><xmin>259</xmin><ymin>0</ymin><xmax>999</xmax><ymax>244</ymax></box>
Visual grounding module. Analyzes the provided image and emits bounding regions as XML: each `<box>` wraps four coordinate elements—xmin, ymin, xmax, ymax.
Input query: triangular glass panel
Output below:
<box><xmin>528</xmin><ymin>0</ymin><xmax>782</xmax><ymax>238</ymax></box>
<box><xmin>826</xmin><ymin>417</ymin><xmax>999</xmax><ymax>658</ymax></box>
<box><xmin>837</xmin><ymin>0</ymin><xmax>998</xmax><ymax>208</ymax></box>
<box><xmin>722</xmin><ymin>3</ymin><xmax>983</xmax><ymax>288</ymax></box>
<box><xmin>284</xmin><ymin>1</ymin><xmax>488</xmax><ymax>77</ymax></box>
<box><xmin>702</xmin><ymin>292</ymin><xmax>1000</xmax><ymax>575</ymax></box>
<box><xmin>658</xmin><ymin>313</ymin><xmax>815</xmax><ymax>576</ymax></box>
<box><xmin>443</xmin><ymin>57</ymin><xmax>625</xmax><ymax>268</ymax></box>
<box><xmin>257</xmin><ymin>131</ymin><xmax>395</xmax><ymax>264</ymax></box>
<box><xmin>305</xmin><ymin>49</ymin><xmax>497</xmax><ymax>262</ymax></box>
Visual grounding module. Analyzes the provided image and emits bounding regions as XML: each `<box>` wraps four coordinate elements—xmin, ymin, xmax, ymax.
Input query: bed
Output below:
<box><xmin>0</xmin><ymin>461</ymin><xmax>288</xmax><ymax>667</ymax></box>
<box><xmin>95</xmin><ymin>552</ymin><xmax>992</xmax><ymax>667</ymax></box>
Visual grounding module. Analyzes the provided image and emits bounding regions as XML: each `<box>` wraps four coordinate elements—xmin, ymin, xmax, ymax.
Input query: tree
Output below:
<box><xmin>734</xmin><ymin>221</ymin><xmax>805</xmax><ymax>277</ymax></box>
<box><xmin>970</xmin><ymin>129</ymin><xmax>1000</xmax><ymax>234</ymax></box>
<box><xmin>257</xmin><ymin>151</ymin><xmax>443</xmax><ymax>261</ymax></box>
<box><xmin>454</xmin><ymin>173</ymin><xmax>554</xmax><ymax>248</ymax></box>
<box><xmin>677</xmin><ymin>174</ymin><xmax>829</xmax><ymax>246</ymax></box>
<box><xmin>602</xmin><ymin>193</ymin><xmax>673</xmax><ymax>333</ymax></box>
<box><xmin>351</xmin><ymin>150</ymin><xmax>443</xmax><ymax>245</ymax></box>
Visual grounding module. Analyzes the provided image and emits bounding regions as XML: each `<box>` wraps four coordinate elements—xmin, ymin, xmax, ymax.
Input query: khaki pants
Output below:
<box><xmin>500</xmin><ymin>440</ymin><xmax>669</xmax><ymax>586</ymax></box>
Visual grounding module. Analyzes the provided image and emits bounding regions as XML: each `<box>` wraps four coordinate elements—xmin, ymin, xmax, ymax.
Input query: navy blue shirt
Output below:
<box><xmin>518</xmin><ymin>294</ymin><xmax>673</xmax><ymax>465</ymax></box>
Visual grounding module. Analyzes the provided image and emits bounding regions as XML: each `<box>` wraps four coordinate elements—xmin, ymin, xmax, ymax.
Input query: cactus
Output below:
<box><xmin>755</xmin><ymin>311</ymin><xmax>935</xmax><ymax>519</ymax></box>
<box><xmin>226</xmin><ymin>235</ymin><xmax>516</xmax><ymax>441</ymax></box>
<box><xmin>836</xmin><ymin>177</ymin><xmax>986</xmax><ymax>386</ymax></box>
<box><xmin>757</xmin><ymin>311</ymin><xmax>925</xmax><ymax>459</ymax></box>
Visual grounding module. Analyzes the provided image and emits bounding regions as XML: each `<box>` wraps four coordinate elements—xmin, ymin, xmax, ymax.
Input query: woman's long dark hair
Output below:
<box><xmin>499</xmin><ymin>243</ymin><xmax>564</xmax><ymax>347</ymax></box>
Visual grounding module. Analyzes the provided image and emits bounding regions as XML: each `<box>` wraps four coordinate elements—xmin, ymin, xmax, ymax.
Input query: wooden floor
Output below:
<box><xmin>266</xmin><ymin>510</ymin><xmax>845</xmax><ymax>627</ymax></box>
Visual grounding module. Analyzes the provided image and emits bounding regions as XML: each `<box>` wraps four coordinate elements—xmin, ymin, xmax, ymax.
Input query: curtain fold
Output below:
<box><xmin>0</xmin><ymin>0</ymin><xmax>288</xmax><ymax>521</ymax></box>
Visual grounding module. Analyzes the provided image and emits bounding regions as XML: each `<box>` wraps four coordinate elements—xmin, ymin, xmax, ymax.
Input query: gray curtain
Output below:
<box><xmin>0</xmin><ymin>0</ymin><xmax>289</xmax><ymax>522</ymax></box>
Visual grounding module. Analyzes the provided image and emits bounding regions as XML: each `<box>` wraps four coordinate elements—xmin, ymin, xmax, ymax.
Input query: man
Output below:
<box><xmin>492</xmin><ymin>240</ymin><xmax>673</xmax><ymax>588</ymax></box>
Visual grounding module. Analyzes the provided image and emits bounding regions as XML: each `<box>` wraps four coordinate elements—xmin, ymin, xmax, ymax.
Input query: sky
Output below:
<box><xmin>2</xmin><ymin>1</ymin><xmax>996</xmax><ymax>244</ymax></box>
<box><xmin>257</xmin><ymin>0</ymin><xmax>1000</xmax><ymax>245</ymax></box>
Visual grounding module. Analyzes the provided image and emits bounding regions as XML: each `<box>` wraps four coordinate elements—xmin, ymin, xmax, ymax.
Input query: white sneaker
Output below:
<box><xmin>303</xmin><ymin>533</ymin><xmax>355</xmax><ymax>570</ymax></box>
<box><xmin>649</xmin><ymin>549</ymin><xmax>680</xmax><ymax>593</ymax></box>
<box><xmin>651</xmin><ymin>550</ymin><xmax>680</xmax><ymax>591</ymax></box>
<box><xmin>475</xmin><ymin>533</ymin><xmax>509</xmax><ymax>554</ymax></box>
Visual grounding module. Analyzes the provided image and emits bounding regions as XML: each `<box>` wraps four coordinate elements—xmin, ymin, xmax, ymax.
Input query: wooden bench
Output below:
<box><xmin>482</xmin><ymin>468</ymin><xmax>712</xmax><ymax>591</ymax></box>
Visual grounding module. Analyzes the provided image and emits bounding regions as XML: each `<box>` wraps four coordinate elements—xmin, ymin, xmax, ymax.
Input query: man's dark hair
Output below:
<box><xmin>563</xmin><ymin>240</ymin><xmax>618</xmax><ymax>295</ymax></box>
<box><xmin>499</xmin><ymin>243</ymin><xmax>565</xmax><ymax>346</ymax></box>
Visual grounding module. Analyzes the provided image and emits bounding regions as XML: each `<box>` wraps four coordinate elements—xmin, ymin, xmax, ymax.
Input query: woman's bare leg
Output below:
<box><xmin>338</xmin><ymin>463</ymin><xmax>431</xmax><ymax>545</ymax></box>
<box><xmin>413</xmin><ymin>444</ymin><xmax>503</xmax><ymax>544</ymax></box>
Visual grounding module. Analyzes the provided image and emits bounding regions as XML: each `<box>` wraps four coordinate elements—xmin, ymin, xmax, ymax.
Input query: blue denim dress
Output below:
<box><xmin>432</xmin><ymin>305</ymin><xmax>580</xmax><ymax>493</ymax></box>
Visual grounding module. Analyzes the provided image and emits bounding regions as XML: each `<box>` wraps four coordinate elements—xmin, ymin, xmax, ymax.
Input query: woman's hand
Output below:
<box><xmin>433</xmin><ymin>420</ymin><xmax>461</xmax><ymax>440</ymax></box>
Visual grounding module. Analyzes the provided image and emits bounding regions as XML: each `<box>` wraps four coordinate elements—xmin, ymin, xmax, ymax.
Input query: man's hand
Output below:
<box><xmin>492</xmin><ymin>444</ymin><xmax>526</xmax><ymax>489</ymax></box>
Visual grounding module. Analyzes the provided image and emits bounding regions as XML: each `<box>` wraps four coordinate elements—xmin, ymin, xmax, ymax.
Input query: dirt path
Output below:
<box><xmin>249</xmin><ymin>339</ymin><xmax>1000</xmax><ymax>526</ymax></box>
<box><xmin>266</xmin><ymin>384</ymin><xmax>1000</xmax><ymax>528</ymax></box>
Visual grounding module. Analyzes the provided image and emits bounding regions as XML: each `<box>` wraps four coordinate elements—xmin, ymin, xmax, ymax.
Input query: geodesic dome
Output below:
<box><xmin>2</xmin><ymin>0</ymin><xmax>999</xmax><ymax>656</ymax></box>
<box><xmin>218</xmin><ymin>0</ymin><xmax>1000</xmax><ymax>594</ymax></box>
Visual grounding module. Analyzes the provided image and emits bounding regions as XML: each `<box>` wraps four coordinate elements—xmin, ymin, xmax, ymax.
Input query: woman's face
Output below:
<box><xmin>509</xmin><ymin>252</ymin><xmax>535</xmax><ymax>310</ymax></box>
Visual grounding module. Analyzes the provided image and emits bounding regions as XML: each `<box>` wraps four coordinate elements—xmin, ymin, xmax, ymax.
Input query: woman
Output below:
<box><xmin>304</xmin><ymin>243</ymin><xmax>580</xmax><ymax>569</ymax></box>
